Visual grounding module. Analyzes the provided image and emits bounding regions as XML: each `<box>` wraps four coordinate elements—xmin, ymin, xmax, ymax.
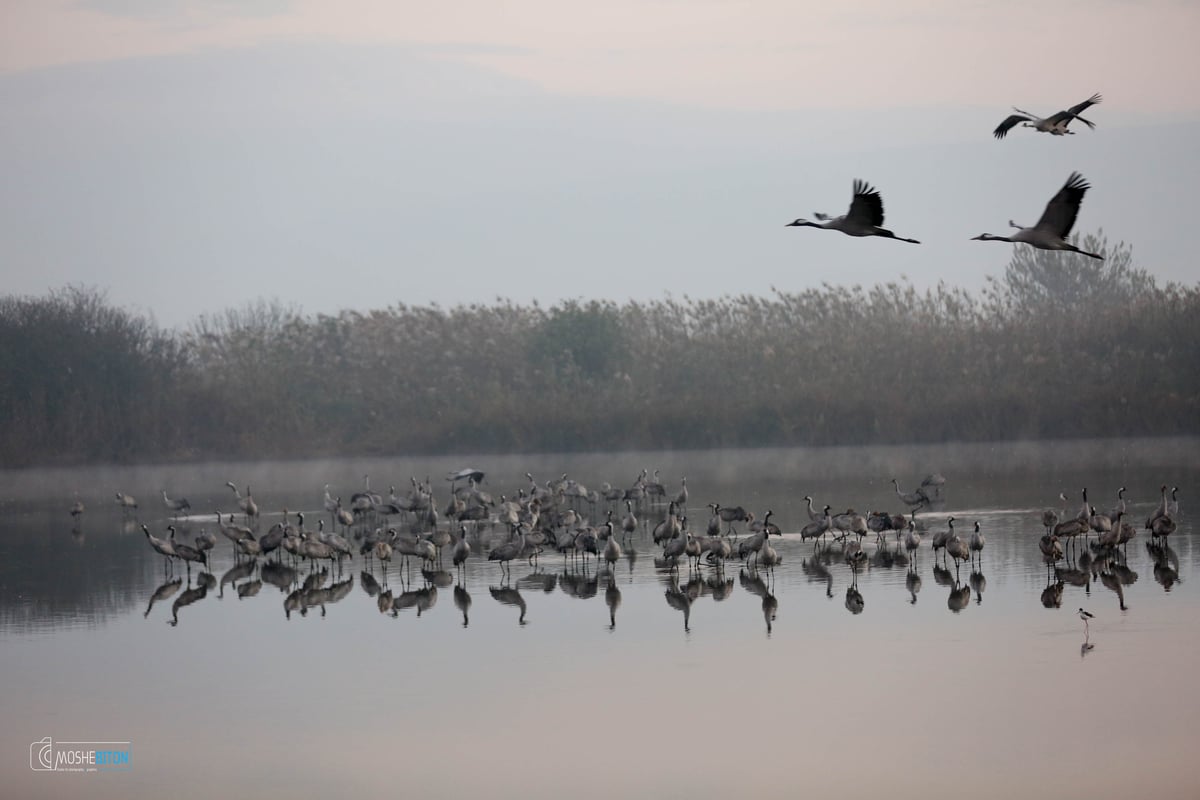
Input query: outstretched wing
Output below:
<box><xmin>1067</xmin><ymin>93</ymin><xmax>1102</xmax><ymax>118</ymax></box>
<box><xmin>993</xmin><ymin>114</ymin><xmax>1029</xmax><ymax>139</ymax></box>
<box><xmin>1034</xmin><ymin>172</ymin><xmax>1090</xmax><ymax>238</ymax></box>
<box><xmin>846</xmin><ymin>180</ymin><xmax>884</xmax><ymax>227</ymax></box>
<box><xmin>1048</xmin><ymin>93</ymin><xmax>1103</xmax><ymax>130</ymax></box>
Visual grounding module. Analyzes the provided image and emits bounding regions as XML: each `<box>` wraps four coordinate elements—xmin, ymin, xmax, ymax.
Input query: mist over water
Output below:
<box><xmin>2</xmin><ymin>439</ymin><xmax>1197</xmax><ymax>798</ymax></box>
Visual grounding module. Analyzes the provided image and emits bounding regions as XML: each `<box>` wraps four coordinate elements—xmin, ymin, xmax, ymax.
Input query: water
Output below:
<box><xmin>2</xmin><ymin>440</ymin><xmax>1198</xmax><ymax>799</ymax></box>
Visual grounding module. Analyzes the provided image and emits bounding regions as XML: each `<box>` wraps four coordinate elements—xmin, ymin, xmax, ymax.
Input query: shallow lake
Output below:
<box><xmin>2</xmin><ymin>439</ymin><xmax>1197</xmax><ymax>799</ymax></box>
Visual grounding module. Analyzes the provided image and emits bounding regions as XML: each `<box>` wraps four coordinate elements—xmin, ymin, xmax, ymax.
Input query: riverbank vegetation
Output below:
<box><xmin>3</xmin><ymin>232</ymin><xmax>1196</xmax><ymax>466</ymax></box>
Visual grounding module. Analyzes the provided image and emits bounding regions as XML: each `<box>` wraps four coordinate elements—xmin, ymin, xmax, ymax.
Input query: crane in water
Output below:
<box><xmin>452</xmin><ymin>525</ymin><xmax>471</xmax><ymax>577</ymax></box>
<box><xmin>602</xmin><ymin>522</ymin><xmax>622</xmax><ymax>571</ymax></box>
<box><xmin>115</xmin><ymin>492</ymin><xmax>138</xmax><ymax>513</ymax></box>
<box><xmin>968</xmin><ymin>521</ymin><xmax>986</xmax><ymax>567</ymax></box>
<box><xmin>903</xmin><ymin>521</ymin><xmax>922</xmax><ymax>560</ymax></box>
<box><xmin>931</xmin><ymin>517</ymin><xmax>956</xmax><ymax>563</ymax></box>
<box><xmin>142</xmin><ymin>524</ymin><xmax>177</xmax><ymax>572</ymax></box>
<box><xmin>488</xmin><ymin>525</ymin><xmax>527</xmax><ymax>576</ymax></box>
<box><xmin>225</xmin><ymin>482</ymin><xmax>259</xmax><ymax>525</ymax></box>
<box><xmin>1042</xmin><ymin>493</ymin><xmax>1069</xmax><ymax>532</ymax></box>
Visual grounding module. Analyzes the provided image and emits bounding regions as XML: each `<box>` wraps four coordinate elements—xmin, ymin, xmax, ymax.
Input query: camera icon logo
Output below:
<box><xmin>30</xmin><ymin>737</ymin><xmax>54</xmax><ymax>771</ymax></box>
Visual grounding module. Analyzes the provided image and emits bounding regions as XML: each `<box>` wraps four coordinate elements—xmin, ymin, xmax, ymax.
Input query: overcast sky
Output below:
<box><xmin>2</xmin><ymin>0</ymin><xmax>1198</xmax><ymax>327</ymax></box>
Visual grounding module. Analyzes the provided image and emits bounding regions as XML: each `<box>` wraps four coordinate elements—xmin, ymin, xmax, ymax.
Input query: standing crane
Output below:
<box><xmin>992</xmin><ymin>93</ymin><xmax>1102</xmax><ymax>139</ymax></box>
<box><xmin>142</xmin><ymin>524</ymin><xmax>177</xmax><ymax>571</ymax></box>
<box><xmin>225</xmin><ymin>482</ymin><xmax>259</xmax><ymax>525</ymax></box>
<box><xmin>452</xmin><ymin>525</ymin><xmax>471</xmax><ymax>577</ymax></box>
<box><xmin>971</xmin><ymin>172</ymin><xmax>1104</xmax><ymax>259</ymax></box>
<box><xmin>488</xmin><ymin>525</ymin><xmax>527</xmax><ymax>576</ymax></box>
<box><xmin>968</xmin><ymin>521</ymin><xmax>986</xmax><ymax>567</ymax></box>
<box><xmin>786</xmin><ymin>180</ymin><xmax>920</xmax><ymax>243</ymax></box>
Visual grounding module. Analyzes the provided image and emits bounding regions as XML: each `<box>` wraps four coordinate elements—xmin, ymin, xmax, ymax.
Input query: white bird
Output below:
<box><xmin>971</xmin><ymin>172</ymin><xmax>1103</xmax><ymax>259</ymax></box>
<box><xmin>993</xmin><ymin>93</ymin><xmax>1102</xmax><ymax>139</ymax></box>
<box><xmin>1078</xmin><ymin>607</ymin><xmax>1094</xmax><ymax>631</ymax></box>
<box><xmin>786</xmin><ymin>180</ymin><xmax>920</xmax><ymax>243</ymax></box>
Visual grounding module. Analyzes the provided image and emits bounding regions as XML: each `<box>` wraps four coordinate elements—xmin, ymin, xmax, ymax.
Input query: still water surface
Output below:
<box><xmin>2</xmin><ymin>440</ymin><xmax>1198</xmax><ymax>799</ymax></box>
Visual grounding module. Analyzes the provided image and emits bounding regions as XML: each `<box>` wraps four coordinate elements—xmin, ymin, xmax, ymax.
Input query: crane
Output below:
<box><xmin>971</xmin><ymin>172</ymin><xmax>1103</xmax><ymax>259</ymax></box>
<box><xmin>162</xmin><ymin>490</ymin><xmax>191</xmax><ymax>518</ymax></box>
<box><xmin>787</xmin><ymin>180</ymin><xmax>920</xmax><ymax>243</ymax></box>
<box><xmin>993</xmin><ymin>93</ymin><xmax>1102</xmax><ymax>139</ymax></box>
<box><xmin>225</xmin><ymin>482</ymin><xmax>259</xmax><ymax>525</ymax></box>
<box><xmin>142</xmin><ymin>524</ymin><xmax>177</xmax><ymax>571</ymax></box>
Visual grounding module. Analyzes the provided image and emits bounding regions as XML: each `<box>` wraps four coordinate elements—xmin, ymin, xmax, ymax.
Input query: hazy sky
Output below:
<box><xmin>2</xmin><ymin>0</ymin><xmax>1198</xmax><ymax>327</ymax></box>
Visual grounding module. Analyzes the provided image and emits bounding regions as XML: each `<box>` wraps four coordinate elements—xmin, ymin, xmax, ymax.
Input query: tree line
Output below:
<box><xmin>2</xmin><ymin>232</ymin><xmax>1196</xmax><ymax>466</ymax></box>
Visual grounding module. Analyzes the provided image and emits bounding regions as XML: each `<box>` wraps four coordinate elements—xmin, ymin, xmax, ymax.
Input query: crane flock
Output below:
<box><xmin>787</xmin><ymin>93</ymin><xmax>1106</xmax><ymax>258</ymax></box>
<box><xmin>81</xmin><ymin>469</ymin><xmax>1182</xmax><ymax>630</ymax></box>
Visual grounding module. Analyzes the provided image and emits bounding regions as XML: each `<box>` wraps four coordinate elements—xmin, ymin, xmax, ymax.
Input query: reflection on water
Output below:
<box><xmin>454</xmin><ymin>583</ymin><xmax>472</xmax><ymax>628</ymax></box>
<box><xmin>1</xmin><ymin>443</ymin><xmax>1198</xmax><ymax>798</ymax></box>
<box><xmin>143</xmin><ymin>577</ymin><xmax>181</xmax><ymax>619</ymax></box>
<box><xmin>489</xmin><ymin>584</ymin><xmax>526</xmax><ymax>625</ymax></box>
<box><xmin>969</xmin><ymin>569</ymin><xmax>987</xmax><ymax>604</ymax></box>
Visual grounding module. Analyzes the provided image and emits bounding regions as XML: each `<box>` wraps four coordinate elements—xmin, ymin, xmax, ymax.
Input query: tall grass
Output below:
<box><xmin>3</xmin><ymin>233</ymin><xmax>1196</xmax><ymax>465</ymax></box>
